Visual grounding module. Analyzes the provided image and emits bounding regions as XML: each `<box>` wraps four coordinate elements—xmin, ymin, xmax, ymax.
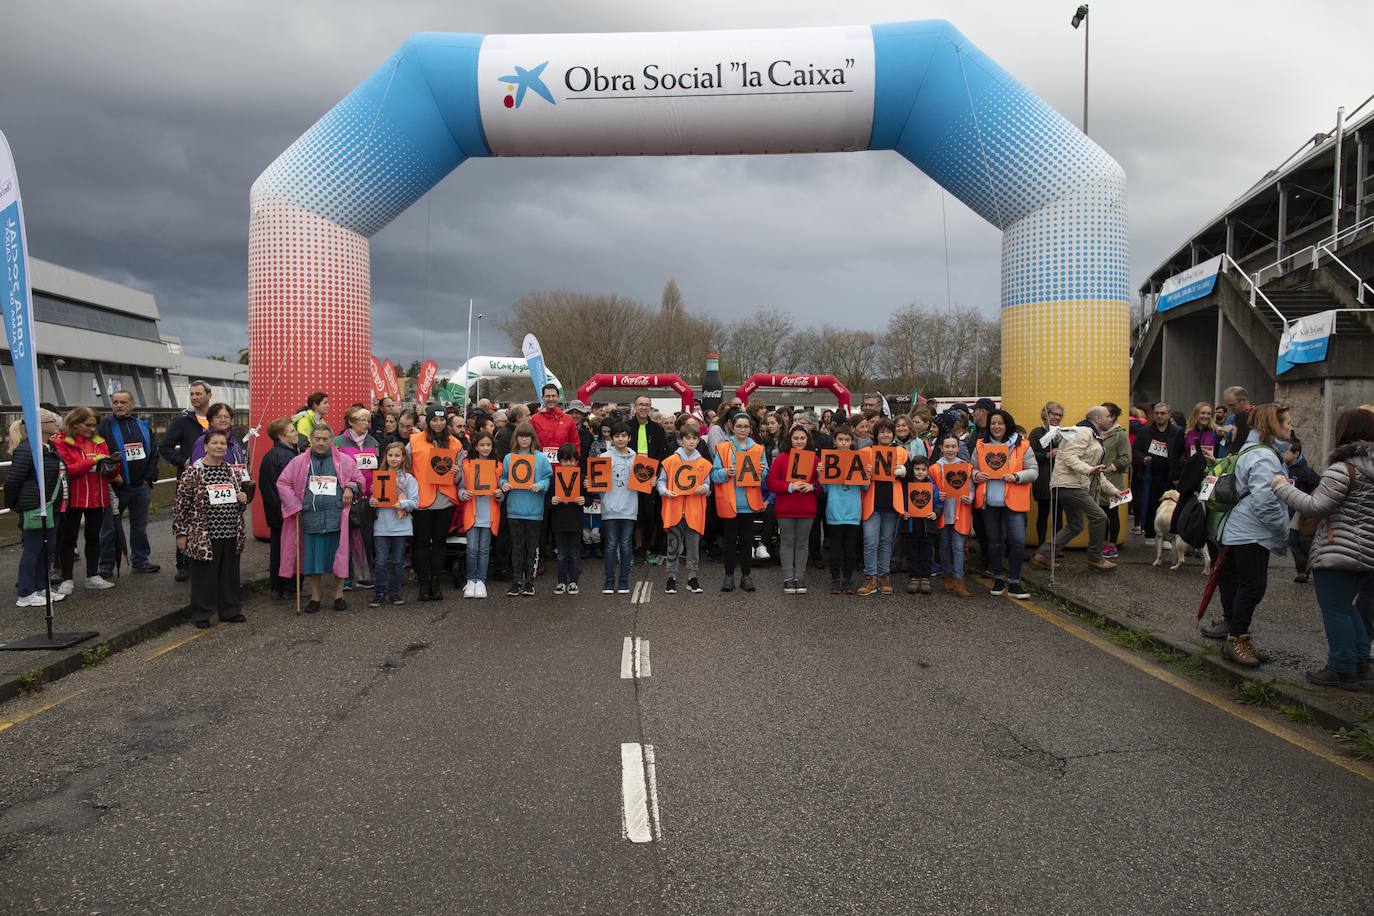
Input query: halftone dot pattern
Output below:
<box><xmin>1000</xmin><ymin>299</ymin><xmax>1129</xmax><ymax>432</ymax></box>
<box><xmin>247</xmin><ymin>191</ymin><xmax>370</xmax><ymax>487</ymax></box>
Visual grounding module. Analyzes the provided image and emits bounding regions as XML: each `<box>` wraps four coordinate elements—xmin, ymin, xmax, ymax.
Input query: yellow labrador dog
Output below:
<box><xmin>1152</xmin><ymin>490</ymin><xmax>1210</xmax><ymax>573</ymax></box>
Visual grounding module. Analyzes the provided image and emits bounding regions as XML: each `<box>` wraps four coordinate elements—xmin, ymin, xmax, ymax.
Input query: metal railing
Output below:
<box><xmin>1251</xmin><ymin>215</ymin><xmax>1374</xmax><ymax>288</ymax></box>
<box><xmin>0</xmin><ymin>460</ymin><xmax>178</xmax><ymax>515</ymax></box>
<box><xmin>1221</xmin><ymin>254</ymin><xmax>1288</xmax><ymax>326</ymax></box>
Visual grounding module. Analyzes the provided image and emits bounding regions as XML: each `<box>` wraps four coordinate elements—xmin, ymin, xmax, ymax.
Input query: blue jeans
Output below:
<box><xmin>465</xmin><ymin>526</ymin><xmax>493</xmax><ymax>582</ymax></box>
<box><xmin>983</xmin><ymin>505</ymin><xmax>1027</xmax><ymax>582</ymax></box>
<box><xmin>861</xmin><ymin>510</ymin><xmax>899</xmax><ymax>577</ymax></box>
<box><xmin>374</xmin><ymin>535</ymin><xmax>407</xmax><ymax>598</ymax></box>
<box><xmin>1312</xmin><ymin>569</ymin><xmax>1373</xmax><ymax>673</ymax></box>
<box><xmin>99</xmin><ymin>482</ymin><xmax>152</xmax><ymax>570</ymax></box>
<box><xmin>939</xmin><ymin>526</ymin><xmax>965</xmax><ymax>579</ymax></box>
<box><xmin>18</xmin><ymin>522</ymin><xmax>59</xmax><ymax>597</ymax></box>
<box><xmin>603</xmin><ymin>518</ymin><xmax>635</xmax><ymax>590</ymax></box>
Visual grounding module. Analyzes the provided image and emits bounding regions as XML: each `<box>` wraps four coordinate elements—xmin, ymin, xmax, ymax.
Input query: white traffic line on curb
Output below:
<box><xmin>620</xmin><ymin>637</ymin><xmax>651</xmax><ymax>679</ymax></box>
<box><xmin>621</xmin><ymin>742</ymin><xmax>659</xmax><ymax>843</ymax></box>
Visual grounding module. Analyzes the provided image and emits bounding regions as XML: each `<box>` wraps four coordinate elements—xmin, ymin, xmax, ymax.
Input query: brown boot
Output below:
<box><xmin>856</xmin><ymin>577</ymin><xmax>879</xmax><ymax>597</ymax></box>
<box><xmin>942</xmin><ymin>574</ymin><xmax>955</xmax><ymax>592</ymax></box>
<box><xmin>1087</xmin><ymin>557</ymin><xmax>1117</xmax><ymax>572</ymax></box>
<box><xmin>950</xmin><ymin>577</ymin><xmax>972</xmax><ymax>598</ymax></box>
<box><xmin>1222</xmin><ymin>634</ymin><xmax>1261</xmax><ymax>668</ymax></box>
<box><xmin>878</xmin><ymin>575</ymin><xmax>894</xmax><ymax>595</ymax></box>
<box><xmin>918</xmin><ymin>578</ymin><xmax>931</xmax><ymax>594</ymax></box>
<box><xmin>1030</xmin><ymin>553</ymin><xmax>1052</xmax><ymax>570</ymax></box>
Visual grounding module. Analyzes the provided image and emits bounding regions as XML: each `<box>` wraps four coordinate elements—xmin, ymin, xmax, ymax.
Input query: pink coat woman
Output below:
<box><xmin>276</xmin><ymin>448</ymin><xmax>365</xmax><ymax>579</ymax></box>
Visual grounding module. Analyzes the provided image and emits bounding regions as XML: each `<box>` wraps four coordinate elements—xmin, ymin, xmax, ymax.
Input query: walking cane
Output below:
<box><xmin>294</xmin><ymin>519</ymin><xmax>302</xmax><ymax>616</ymax></box>
<box><xmin>1047</xmin><ymin>446</ymin><xmax>1059</xmax><ymax>588</ymax></box>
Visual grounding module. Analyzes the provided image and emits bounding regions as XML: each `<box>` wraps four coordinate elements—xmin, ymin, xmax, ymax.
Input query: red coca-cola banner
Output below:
<box><xmin>369</xmin><ymin>355</ymin><xmax>387</xmax><ymax>402</ymax></box>
<box><xmin>380</xmin><ymin>359</ymin><xmax>402</xmax><ymax>402</ymax></box>
<box><xmin>576</xmin><ymin>373</ymin><xmax>695</xmax><ymax>411</ymax></box>
<box><xmin>734</xmin><ymin>373</ymin><xmax>851</xmax><ymax>413</ymax></box>
<box><xmin>416</xmin><ymin>360</ymin><xmax>439</xmax><ymax>405</ymax></box>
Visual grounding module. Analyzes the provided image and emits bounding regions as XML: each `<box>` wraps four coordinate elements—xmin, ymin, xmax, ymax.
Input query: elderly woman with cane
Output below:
<box><xmin>276</xmin><ymin>423</ymin><xmax>365</xmax><ymax>613</ymax></box>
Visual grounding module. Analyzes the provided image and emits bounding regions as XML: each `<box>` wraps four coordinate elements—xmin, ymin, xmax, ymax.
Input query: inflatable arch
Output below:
<box><xmin>577</xmin><ymin>374</ymin><xmax>696</xmax><ymax>411</ymax></box>
<box><xmin>249</xmin><ymin>20</ymin><xmax>1129</xmax><ymax>515</ymax></box>
<box><xmin>735</xmin><ymin>374</ymin><xmax>852</xmax><ymax>414</ymax></box>
<box><xmin>441</xmin><ymin>355</ymin><xmax>563</xmax><ymax>404</ymax></box>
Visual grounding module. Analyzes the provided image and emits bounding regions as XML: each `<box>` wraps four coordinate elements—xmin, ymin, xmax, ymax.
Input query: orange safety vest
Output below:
<box><xmin>660</xmin><ymin>454</ymin><xmax>713</xmax><ymax>535</ymax></box>
<box><xmin>930</xmin><ymin>462</ymin><xmax>973</xmax><ymax>535</ymax></box>
<box><xmin>410</xmin><ymin>431</ymin><xmax>460</xmax><ymax>510</ymax></box>
<box><xmin>713</xmin><ymin>440</ymin><xmax>767</xmax><ymax>519</ymax></box>
<box><xmin>973</xmin><ymin>439</ymin><xmax>1032</xmax><ymax>513</ymax></box>
<box><xmin>857</xmin><ymin>445</ymin><xmax>906</xmax><ymax>520</ymax></box>
<box><xmin>459</xmin><ymin>495</ymin><xmax>502</xmax><ymax>536</ymax></box>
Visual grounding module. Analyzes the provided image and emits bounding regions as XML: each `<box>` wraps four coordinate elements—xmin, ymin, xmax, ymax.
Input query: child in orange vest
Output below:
<box><xmin>932</xmin><ymin>433</ymin><xmax>975</xmax><ymax>598</ymax></box>
<box><xmin>657</xmin><ymin>423</ymin><xmax>713</xmax><ymax>595</ymax></box>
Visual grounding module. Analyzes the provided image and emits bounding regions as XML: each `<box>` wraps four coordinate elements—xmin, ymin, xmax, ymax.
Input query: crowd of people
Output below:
<box><xmin>3</xmin><ymin>379</ymin><xmax>1371</xmax><ymax>692</ymax></box>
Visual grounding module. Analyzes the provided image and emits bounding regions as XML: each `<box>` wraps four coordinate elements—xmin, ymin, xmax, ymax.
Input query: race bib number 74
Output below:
<box><xmin>309</xmin><ymin>475</ymin><xmax>338</xmax><ymax>497</ymax></box>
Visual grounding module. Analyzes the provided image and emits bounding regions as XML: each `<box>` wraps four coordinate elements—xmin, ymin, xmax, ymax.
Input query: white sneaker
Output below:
<box><xmin>475</xmin><ymin>581</ymin><xmax>487</xmax><ymax>599</ymax></box>
<box><xmin>462</xmin><ymin>581</ymin><xmax>476</xmax><ymax>599</ymax></box>
<box><xmin>1162</xmin><ymin>540</ymin><xmax>1174</xmax><ymax>551</ymax></box>
<box><xmin>16</xmin><ymin>592</ymin><xmax>42</xmax><ymax>607</ymax></box>
<box><xmin>85</xmin><ymin>575</ymin><xmax>116</xmax><ymax>590</ymax></box>
<box><xmin>1144</xmin><ymin>538</ymin><xmax>1157</xmax><ymax>547</ymax></box>
<box><xmin>57</xmin><ymin>579</ymin><xmax>74</xmax><ymax>595</ymax></box>
<box><xmin>754</xmin><ymin>545</ymin><xmax>770</xmax><ymax>560</ymax></box>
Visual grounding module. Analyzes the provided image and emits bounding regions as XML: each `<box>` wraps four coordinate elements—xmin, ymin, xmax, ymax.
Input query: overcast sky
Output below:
<box><xmin>4</xmin><ymin>0</ymin><xmax>1369</xmax><ymax>365</ymax></box>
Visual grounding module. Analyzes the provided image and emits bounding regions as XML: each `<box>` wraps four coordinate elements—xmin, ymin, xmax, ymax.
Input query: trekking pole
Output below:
<box><xmin>294</xmin><ymin>519</ymin><xmax>302</xmax><ymax>616</ymax></box>
<box><xmin>1047</xmin><ymin>450</ymin><xmax>1058</xmax><ymax>588</ymax></box>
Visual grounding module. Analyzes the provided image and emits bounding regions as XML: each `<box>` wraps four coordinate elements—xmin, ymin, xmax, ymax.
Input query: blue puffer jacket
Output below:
<box><xmin>1219</xmin><ymin>430</ymin><xmax>1289</xmax><ymax>553</ymax></box>
<box><xmin>822</xmin><ymin>482</ymin><xmax>863</xmax><ymax>525</ymax></box>
<box><xmin>500</xmin><ymin>452</ymin><xmax>553</xmax><ymax>521</ymax></box>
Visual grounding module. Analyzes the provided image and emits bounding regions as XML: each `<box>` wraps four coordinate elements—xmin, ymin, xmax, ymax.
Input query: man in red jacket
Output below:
<box><xmin>530</xmin><ymin>383</ymin><xmax>579</xmax><ymax>460</ymax></box>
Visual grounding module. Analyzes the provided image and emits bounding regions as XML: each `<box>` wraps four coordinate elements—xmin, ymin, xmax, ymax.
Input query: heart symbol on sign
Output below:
<box><xmin>986</xmin><ymin>453</ymin><xmax>1007</xmax><ymax>471</ymax></box>
<box><xmin>910</xmin><ymin>490</ymin><xmax>931</xmax><ymax>509</ymax></box>
<box><xmin>430</xmin><ymin>455</ymin><xmax>453</xmax><ymax>476</ymax></box>
<box><xmin>947</xmin><ymin>470</ymin><xmax>968</xmax><ymax>490</ymax></box>
<box><xmin>633</xmin><ymin>464</ymin><xmax>655</xmax><ymax>484</ymax></box>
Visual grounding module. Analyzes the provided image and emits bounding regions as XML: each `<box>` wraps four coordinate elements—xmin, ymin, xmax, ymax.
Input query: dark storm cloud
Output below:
<box><xmin>3</xmin><ymin>0</ymin><xmax>1368</xmax><ymax>367</ymax></box>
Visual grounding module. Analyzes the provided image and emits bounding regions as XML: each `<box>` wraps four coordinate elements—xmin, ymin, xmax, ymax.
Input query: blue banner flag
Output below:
<box><xmin>0</xmin><ymin>130</ymin><xmax>46</xmax><ymax>516</ymax></box>
<box><xmin>522</xmin><ymin>333</ymin><xmax>547</xmax><ymax>401</ymax></box>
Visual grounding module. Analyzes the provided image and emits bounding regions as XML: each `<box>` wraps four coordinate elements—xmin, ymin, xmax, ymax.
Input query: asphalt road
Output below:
<box><xmin>1</xmin><ymin>564</ymin><xmax>1371</xmax><ymax>915</ymax></box>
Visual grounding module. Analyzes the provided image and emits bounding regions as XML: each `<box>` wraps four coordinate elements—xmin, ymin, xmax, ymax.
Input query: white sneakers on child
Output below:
<box><xmin>16</xmin><ymin>591</ymin><xmax>65</xmax><ymax>607</ymax></box>
<box><xmin>57</xmin><ymin>579</ymin><xmax>75</xmax><ymax>595</ymax></box>
<box><xmin>85</xmin><ymin>575</ymin><xmax>115</xmax><ymax>590</ymax></box>
<box><xmin>753</xmin><ymin>545</ymin><xmax>770</xmax><ymax>560</ymax></box>
<box><xmin>475</xmin><ymin>581</ymin><xmax>487</xmax><ymax>599</ymax></box>
<box><xmin>463</xmin><ymin>581</ymin><xmax>476</xmax><ymax>599</ymax></box>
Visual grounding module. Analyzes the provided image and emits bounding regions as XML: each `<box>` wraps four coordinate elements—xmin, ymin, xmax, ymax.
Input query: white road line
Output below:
<box><xmin>621</xmin><ymin>742</ymin><xmax>655</xmax><ymax>843</ymax></box>
<box><xmin>640</xmin><ymin>581</ymin><xmax>652</xmax><ymax>604</ymax></box>
<box><xmin>644</xmin><ymin>743</ymin><xmax>662</xmax><ymax>840</ymax></box>
<box><xmin>620</xmin><ymin>637</ymin><xmax>652</xmax><ymax>679</ymax></box>
<box><xmin>631</xmin><ymin>581</ymin><xmax>645</xmax><ymax>603</ymax></box>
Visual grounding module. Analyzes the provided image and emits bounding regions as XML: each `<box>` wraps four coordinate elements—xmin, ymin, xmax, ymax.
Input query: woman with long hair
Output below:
<box><xmin>6</xmin><ymin>410</ymin><xmax>65</xmax><ymax>606</ymax></box>
<box><xmin>973</xmin><ymin>409</ymin><xmax>1037</xmax><ymax>598</ymax></box>
<box><xmin>52</xmin><ymin>406</ymin><xmax>120</xmax><ymax>593</ymax></box>
<box><xmin>407</xmin><ymin>405</ymin><xmax>462</xmax><ymax>601</ymax></box>
<box><xmin>1184</xmin><ymin>402</ymin><xmax>1220</xmax><ymax>460</ymax></box>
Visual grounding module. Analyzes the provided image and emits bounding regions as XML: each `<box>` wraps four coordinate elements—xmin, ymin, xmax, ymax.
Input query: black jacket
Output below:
<box><xmin>98</xmin><ymin>413</ymin><xmax>160</xmax><ymax>488</ymax></box>
<box><xmin>627</xmin><ymin>416</ymin><xmax>670</xmax><ymax>461</ymax></box>
<box><xmin>256</xmin><ymin>440</ymin><xmax>296</xmax><ymax>529</ymax></box>
<box><xmin>159</xmin><ymin>409</ymin><xmax>205</xmax><ymax>476</ymax></box>
<box><xmin>4</xmin><ymin>439</ymin><xmax>63</xmax><ymax>513</ymax></box>
<box><xmin>494</xmin><ymin>421</ymin><xmax>518</xmax><ymax>461</ymax></box>
<box><xmin>1133</xmin><ymin>422</ymin><xmax>1185</xmax><ymax>484</ymax></box>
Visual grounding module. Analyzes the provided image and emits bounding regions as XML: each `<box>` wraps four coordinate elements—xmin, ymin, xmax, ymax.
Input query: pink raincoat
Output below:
<box><xmin>276</xmin><ymin>448</ymin><xmax>365</xmax><ymax>578</ymax></box>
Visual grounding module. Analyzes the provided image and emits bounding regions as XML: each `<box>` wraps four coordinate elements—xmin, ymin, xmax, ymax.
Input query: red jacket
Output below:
<box><xmin>52</xmin><ymin>433</ymin><xmax>118</xmax><ymax>509</ymax></box>
<box><xmin>766</xmin><ymin>452</ymin><xmax>818</xmax><ymax>519</ymax></box>
<box><xmin>530</xmin><ymin>408</ymin><xmax>580</xmax><ymax>457</ymax></box>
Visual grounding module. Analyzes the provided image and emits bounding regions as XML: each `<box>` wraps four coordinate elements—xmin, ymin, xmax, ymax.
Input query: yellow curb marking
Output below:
<box><xmin>1010</xmin><ymin>596</ymin><xmax>1374</xmax><ymax>785</ymax></box>
<box><xmin>0</xmin><ymin>689</ymin><xmax>88</xmax><ymax>735</ymax></box>
<box><xmin>143</xmin><ymin>627</ymin><xmax>213</xmax><ymax>660</ymax></box>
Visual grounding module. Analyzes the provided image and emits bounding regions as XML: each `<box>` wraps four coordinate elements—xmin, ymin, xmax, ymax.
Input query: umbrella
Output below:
<box><xmin>1197</xmin><ymin>545</ymin><xmax>1229</xmax><ymax>620</ymax></box>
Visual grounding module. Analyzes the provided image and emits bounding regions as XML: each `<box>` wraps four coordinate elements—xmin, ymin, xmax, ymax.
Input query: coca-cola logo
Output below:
<box><xmin>617</xmin><ymin>375</ymin><xmax>651</xmax><ymax>386</ymax></box>
<box><xmin>777</xmin><ymin>376</ymin><xmax>813</xmax><ymax>386</ymax></box>
<box><xmin>701</xmin><ymin>389</ymin><xmax>722</xmax><ymax>399</ymax></box>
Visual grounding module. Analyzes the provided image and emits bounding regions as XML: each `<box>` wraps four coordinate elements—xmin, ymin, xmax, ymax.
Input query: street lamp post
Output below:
<box><xmin>1071</xmin><ymin>4</ymin><xmax>1089</xmax><ymax>135</ymax></box>
<box><xmin>474</xmin><ymin>314</ymin><xmax>484</xmax><ymax>406</ymax></box>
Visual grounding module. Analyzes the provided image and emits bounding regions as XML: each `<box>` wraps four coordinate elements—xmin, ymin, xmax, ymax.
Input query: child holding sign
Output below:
<box><xmin>710</xmin><ymin>412</ymin><xmax>767</xmax><ymax>593</ymax></box>
<box><xmin>600</xmin><ymin>423</ymin><xmax>639</xmax><ymax>594</ymax></box>
<box><xmin>657</xmin><ymin>423</ymin><xmax>714</xmax><ymax>595</ymax></box>
<box><xmin>767</xmin><ymin>424</ymin><xmax>819</xmax><ymax>595</ymax></box>
<box><xmin>931</xmin><ymin>433</ymin><xmax>975</xmax><ymax>598</ymax></box>
<box><xmin>369</xmin><ymin>441</ymin><xmax>418</xmax><ymax>607</ymax></box>
<box><xmin>972</xmin><ymin>410</ymin><xmax>1037</xmax><ymax>599</ymax></box>
<box><xmin>899</xmin><ymin>455</ymin><xmax>942</xmax><ymax>594</ymax></box>
<box><xmin>821</xmin><ymin>425</ymin><xmax>865</xmax><ymax>594</ymax></box>
<box><xmin>858</xmin><ymin>419</ymin><xmax>907</xmax><ymax>597</ymax></box>
<box><xmin>550</xmin><ymin>444</ymin><xmax>585</xmax><ymax>595</ymax></box>
<box><xmin>457</xmin><ymin>431</ymin><xmax>503</xmax><ymax>599</ymax></box>
<box><xmin>499</xmin><ymin>422</ymin><xmax>552</xmax><ymax>597</ymax></box>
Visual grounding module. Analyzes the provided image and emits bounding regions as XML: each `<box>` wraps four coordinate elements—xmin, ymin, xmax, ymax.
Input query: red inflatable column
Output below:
<box><xmin>246</xmin><ymin>195</ymin><xmax>372</xmax><ymax>538</ymax></box>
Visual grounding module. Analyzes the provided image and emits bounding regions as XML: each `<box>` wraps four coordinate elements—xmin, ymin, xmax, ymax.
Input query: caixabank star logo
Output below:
<box><xmin>499</xmin><ymin>62</ymin><xmax>556</xmax><ymax>109</ymax></box>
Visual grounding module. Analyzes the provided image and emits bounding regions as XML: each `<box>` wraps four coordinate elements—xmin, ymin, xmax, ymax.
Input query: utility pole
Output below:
<box><xmin>1071</xmin><ymin>5</ymin><xmax>1090</xmax><ymax>134</ymax></box>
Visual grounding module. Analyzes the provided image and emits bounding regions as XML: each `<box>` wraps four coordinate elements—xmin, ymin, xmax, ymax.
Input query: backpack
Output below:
<box><xmin>1202</xmin><ymin>444</ymin><xmax>1264</xmax><ymax>542</ymax></box>
<box><xmin>1174</xmin><ymin>495</ymin><xmax>1209</xmax><ymax>549</ymax></box>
